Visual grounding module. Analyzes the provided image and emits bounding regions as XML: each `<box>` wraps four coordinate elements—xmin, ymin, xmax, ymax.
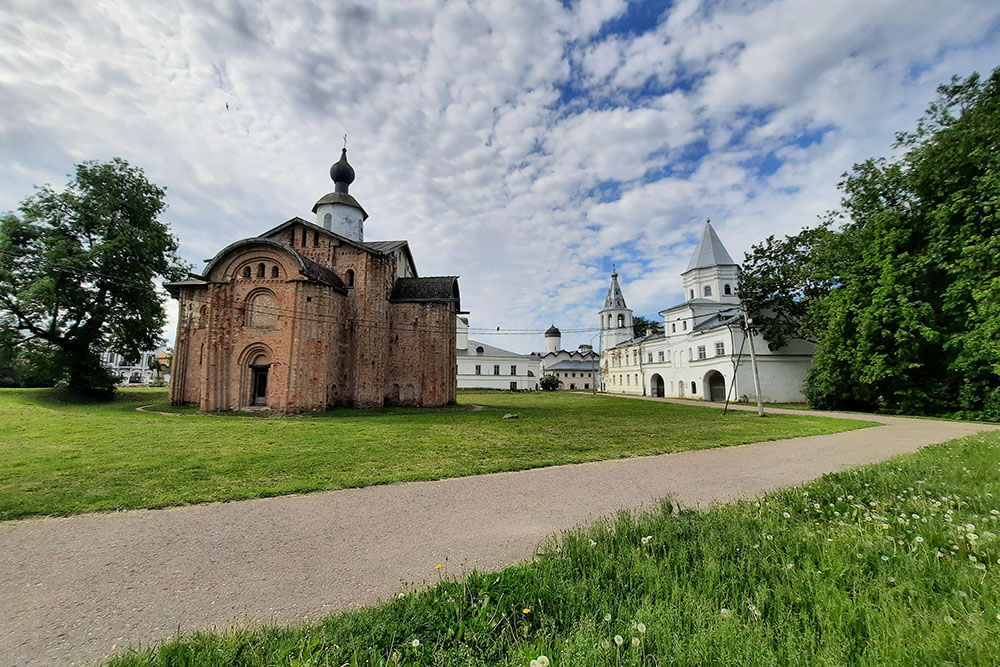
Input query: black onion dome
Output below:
<box><xmin>330</xmin><ymin>148</ymin><xmax>355</xmax><ymax>188</ymax></box>
<box><xmin>545</xmin><ymin>324</ymin><xmax>561</xmax><ymax>337</ymax></box>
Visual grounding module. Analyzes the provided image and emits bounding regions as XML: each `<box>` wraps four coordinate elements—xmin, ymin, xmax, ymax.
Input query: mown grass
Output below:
<box><xmin>0</xmin><ymin>388</ymin><xmax>867</xmax><ymax>521</ymax></box>
<box><xmin>109</xmin><ymin>429</ymin><xmax>1000</xmax><ymax>666</ymax></box>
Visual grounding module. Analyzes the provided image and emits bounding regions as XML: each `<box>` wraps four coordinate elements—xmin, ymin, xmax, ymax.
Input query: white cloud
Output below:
<box><xmin>1</xmin><ymin>0</ymin><xmax>999</xmax><ymax>355</ymax></box>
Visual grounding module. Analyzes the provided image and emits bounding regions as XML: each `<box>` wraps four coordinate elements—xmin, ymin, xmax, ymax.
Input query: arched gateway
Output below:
<box><xmin>650</xmin><ymin>373</ymin><xmax>665</xmax><ymax>397</ymax></box>
<box><xmin>704</xmin><ymin>370</ymin><xmax>726</xmax><ymax>402</ymax></box>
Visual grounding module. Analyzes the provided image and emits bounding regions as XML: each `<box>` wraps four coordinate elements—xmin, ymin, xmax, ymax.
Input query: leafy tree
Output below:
<box><xmin>742</xmin><ymin>69</ymin><xmax>1000</xmax><ymax>418</ymax></box>
<box><xmin>631</xmin><ymin>315</ymin><xmax>664</xmax><ymax>339</ymax></box>
<box><xmin>738</xmin><ymin>223</ymin><xmax>839</xmax><ymax>350</ymax></box>
<box><xmin>0</xmin><ymin>159</ymin><xmax>187</xmax><ymax>398</ymax></box>
<box><xmin>539</xmin><ymin>374</ymin><xmax>560</xmax><ymax>391</ymax></box>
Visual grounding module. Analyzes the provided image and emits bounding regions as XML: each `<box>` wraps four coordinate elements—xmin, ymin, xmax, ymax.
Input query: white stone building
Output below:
<box><xmin>100</xmin><ymin>349</ymin><xmax>166</xmax><ymax>385</ymax></box>
<box><xmin>538</xmin><ymin>325</ymin><xmax>600</xmax><ymax>390</ymax></box>
<box><xmin>456</xmin><ymin>317</ymin><xmax>539</xmax><ymax>390</ymax></box>
<box><xmin>600</xmin><ymin>221</ymin><xmax>814</xmax><ymax>402</ymax></box>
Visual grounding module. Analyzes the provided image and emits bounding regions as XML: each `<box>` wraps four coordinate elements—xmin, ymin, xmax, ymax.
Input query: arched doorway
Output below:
<box><xmin>705</xmin><ymin>370</ymin><xmax>726</xmax><ymax>402</ymax></box>
<box><xmin>249</xmin><ymin>353</ymin><xmax>270</xmax><ymax>406</ymax></box>
<box><xmin>650</xmin><ymin>373</ymin><xmax>665</xmax><ymax>397</ymax></box>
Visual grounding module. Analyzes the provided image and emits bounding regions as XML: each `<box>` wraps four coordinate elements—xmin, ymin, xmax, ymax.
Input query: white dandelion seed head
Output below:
<box><xmin>411</xmin><ymin>639</ymin><xmax>420</xmax><ymax>647</ymax></box>
<box><xmin>720</xmin><ymin>608</ymin><xmax>732</xmax><ymax>618</ymax></box>
<box><xmin>632</xmin><ymin>637</ymin><xmax>640</xmax><ymax>647</ymax></box>
<box><xmin>530</xmin><ymin>660</ymin><xmax>539</xmax><ymax>667</ymax></box>
<box><xmin>614</xmin><ymin>635</ymin><xmax>624</xmax><ymax>646</ymax></box>
<box><xmin>536</xmin><ymin>656</ymin><xmax>550</xmax><ymax>667</ymax></box>
<box><xmin>783</xmin><ymin>512</ymin><xmax>791</xmax><ymax>519</ymax></box>
<box><xmin>915</xmin><ymin>536</ymin><xmax>924</xmax><ymax>543</ymax></box>
<box><xmin>637</xmin><ymin>622</ymin><xmax>646</xmax><ymax>634</ymax></box>
<box><xmin>604</xmin><ymin>613</ymin><xmax>612</xmax><ymax>622</ymax></box>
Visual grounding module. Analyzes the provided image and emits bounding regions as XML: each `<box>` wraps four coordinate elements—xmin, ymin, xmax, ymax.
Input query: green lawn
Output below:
<box><xmin>108</xmin><ymin>429</ymin><xmax>1000</xmax><ymax>666</ymax></box>
<box><xmin>0</xmin><ymin>388</ymin><xmax>868</xmax><ymax>521</ymax></box>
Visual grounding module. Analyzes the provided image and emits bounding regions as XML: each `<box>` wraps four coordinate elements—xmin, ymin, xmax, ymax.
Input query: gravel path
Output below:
<box><xmin>1</xmin><ymin>400</ymin><xmax>995</xmax><ymax>666</ymax></box>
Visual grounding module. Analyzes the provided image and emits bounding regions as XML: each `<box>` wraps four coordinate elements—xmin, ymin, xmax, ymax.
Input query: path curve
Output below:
<box><xmin>0</xmin><ymin>401</ymin><xmax>994</xmax><ymax>666</ymax></box>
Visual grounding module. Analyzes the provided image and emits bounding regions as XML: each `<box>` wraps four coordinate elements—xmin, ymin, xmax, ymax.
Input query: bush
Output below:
<box><xmin>539</xmin><ymin>374</ymin><xmax>560</xmax><ymax>391</ymax></box>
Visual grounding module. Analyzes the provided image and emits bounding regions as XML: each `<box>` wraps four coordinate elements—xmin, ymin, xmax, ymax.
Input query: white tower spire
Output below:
<box><xmin>599</xmin><ymin>269</ymin><xmax>633</xmax><ymax>349</ymax></box>
<box><xmin>682</xmin><ymin>220</ymin><xmax>740</xmax><ymax>304</ymax></box>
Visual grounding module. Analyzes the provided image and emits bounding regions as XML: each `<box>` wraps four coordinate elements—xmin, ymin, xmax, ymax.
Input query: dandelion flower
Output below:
<box><xmin>881</xmin><ymin>523</ymin><xmax>890</xmax><ymax>530</ymax></box>
<box><xmin>523</xmin><ymin>608</ymin><xmax>531</xmax><ymax>614</ymax></box>
<box><xmin>531</xmin><ymin>661</ymin><xmax>538</xmax><ymax>667</ymax></box>
<box><xmin>915</xmin><ymin>536</ymin><xmax>924</xmax><ymax>543</ymax></box>
<box><xmin>783</xmin><ymin>512</ymin><xmax>791</xmax><ymax>519</ymax></box>
<box><xmin>536</xmin><ymin>656</ymin><xmax>550</xmax><ymax>667</ymax></box>
<box><xmin>632</xmin><ymin>637</ymin><xmax>640</xmax><ymax>647</ymax></box>
<box><xmin>434</xmin><ymin>563</ymin><xmax>443</xmax><ymax>569</ymax></box>
<box><xmin>604</xmin><ymin>613</ymin><xmax>612</xmax><ymax>622</ymax></box>
<box><xmin>614</xmin><ymin>635</ymin><xmax>624</xmax><ymax>646</ymax></box>
<box><xmin>637</xmin><ymin>622</ymin><xmax>646</xmax><ymax>634</ymax></box>
<box><xmin>411</xmin><ymin>639</ymin><xmax>421</xmax><ymax>648</ymax></box>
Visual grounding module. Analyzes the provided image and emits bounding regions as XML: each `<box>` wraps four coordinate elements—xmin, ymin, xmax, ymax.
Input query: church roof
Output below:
<box><xmin>691</xmin><ymin>309</ymin><xmax>741</xmax><ymax>332</ymax></box>
<box><xmin>684</xmin><ymin>221</ymin><xmax>737</xmax><ymax>272</ymax></box>
<box><xmin>545</xmin><ymin>324</ymin><xmax>560</xmax><ymax>337</ymax></box>
<box><xmin>602</xmin><ymin>271</ymin><xmax>628</xmax><ymax>310</ymax></box>
<box><xmin>168</xmin><ymin>237</ymin><xmax>349</xmax><ymax>297</ymax></box>
<box><xmin>261</xmin><ymin>218</ymin><xmax>418</xmax><ymax>276</ymax></box>
<box><xmin>459</xmin><ymin>339</ymin><xmax>533</xmax><ymax>358</ymax></box>
<box><xmin>390</xmin><ymin>276</ymin><xmax>460</xmax><ymax>308</ymax></box>
<box><xmin>311</xmin><ymin>192</ymin><xmax>369</xmax><ymax>219</ymax></box>
<box><xmin>545</xmin><ymin>359</ymin><xmax>597</xmax><ymax>371</ymax></box>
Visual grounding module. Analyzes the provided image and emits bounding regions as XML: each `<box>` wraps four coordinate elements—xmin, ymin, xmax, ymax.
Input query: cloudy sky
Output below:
<box><xmin>2</xmin><ymin>0</ymin><xmax>999</xmax><ymax>354</ymax></box>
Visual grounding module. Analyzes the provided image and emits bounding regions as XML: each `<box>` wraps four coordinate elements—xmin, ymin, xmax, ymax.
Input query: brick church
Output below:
<box><xmin>166</xmin><ymin>149</ymin><xmax>460</xmax><ymax>412</ymax></box>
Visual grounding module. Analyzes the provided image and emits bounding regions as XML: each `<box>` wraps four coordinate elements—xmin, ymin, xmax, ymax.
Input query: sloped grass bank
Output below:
<box><xmin>110</xmin><ymin>430</ymin><xmax>1000</xmax><ymax>666</ymax></box>
<box><xmin>0</xmin><ymin>388</ymin><xmax>865</xmax><ymax>520</ymax></box>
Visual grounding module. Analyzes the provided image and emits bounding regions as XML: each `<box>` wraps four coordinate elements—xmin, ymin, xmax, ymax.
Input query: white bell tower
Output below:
<box><xmin>599</xmin><ymin>270</ymin><xmax>633</xmax><ymax>349</ymax></box>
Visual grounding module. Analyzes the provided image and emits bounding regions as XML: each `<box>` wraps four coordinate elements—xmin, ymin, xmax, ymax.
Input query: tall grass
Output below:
<box><xmin>110</xmin><ymin>430</ymin><xmax>1000</xmax><ymax>666</ymax></box>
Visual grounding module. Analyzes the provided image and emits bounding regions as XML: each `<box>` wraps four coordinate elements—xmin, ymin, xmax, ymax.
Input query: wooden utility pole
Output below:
<box><xmin>742</xmin><ymin>306</ymin><xmax>765</xmax><ymax>417</ymax></box>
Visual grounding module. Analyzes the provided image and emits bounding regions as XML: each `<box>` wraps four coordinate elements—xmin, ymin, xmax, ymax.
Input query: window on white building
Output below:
<box><xmin>697</xmin><ymin>346</ymin><xmax>706</xmax><ymax>360</ymax></box>
<box><xmin>724</xmin><ymin>284</ymin><xmax>732</xmax><ymax>295</ymax></box>
<box><xmin>658</xmin><ymin>351</ymin><xmax>665</xmax><ymax>362</ymax></box>
<box><xmin>475</xmin><ymin>365</ymin><xmax>481</xmax><ymax>375</ymax></box>
<box><xmin>493</xmin><ymin>365</ymin><xmax>500</xmax><ymax>375</ymax></box>
<box><xmin>510</xmin><ymin>365</ymin><xmax>517</xmax><ymax>375</ymax></box>
<box><xmin>647</xmin><ymin>353</ymin><xmax>653</xmax><ymax>363</ymax></box>
<box><xmin>683</xmin><ymin>321</ymin><xmax>687</xmax><ymax>330</ymax></box>
<box><xmin>715</xmin><ymin>342</ymin><xmax>725</xmax><ymax>356</ymax></box>
<box><xmin>704</xmin><ymin>285</ymin><xmax>712</xmax><ymax>297</ymax></box>
<box><xmin>671</xmin><ymin>323</ymin><xmax>676</xmax><ymax>332</ymax></box>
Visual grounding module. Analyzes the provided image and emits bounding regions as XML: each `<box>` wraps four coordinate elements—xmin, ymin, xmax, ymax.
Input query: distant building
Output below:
<box><xmin>600</xmin><ymin>221</ymin><xmax>814</xmax><ymax>402</ymax></box>
<box><xmin>455</xmin><ymin>317</ymin><xmax>539</xmax><ymax>390</ymax></box>
<box><xmin>166</xmin><ymin>148</ymin><xmax>460</xmax><ymax>412</ymax></box>
<box><xmin>100</xmin><ymin>350</ymin><xmax>164</xmax><ymax>386</ymax></box>
<box><xmin>538</xmin><ymin>325</ymin><xmax>599</xmax><ymax>390</ymax></box>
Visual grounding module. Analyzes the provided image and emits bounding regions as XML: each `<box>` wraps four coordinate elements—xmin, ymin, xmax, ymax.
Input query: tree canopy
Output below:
<box><xmin>631</xmin><ymin>315</ymin><xmax>664</xmax><ymax>339</ymax></box>
<box><xmin>0</xmin><ymin>159</ymin><xmax>187</xmax><ymax>396</ymax></box>
<box><xmin>739</xmin><ymin>69</ymin><xmax>1000</xmax><ymax>419</ymax></box>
